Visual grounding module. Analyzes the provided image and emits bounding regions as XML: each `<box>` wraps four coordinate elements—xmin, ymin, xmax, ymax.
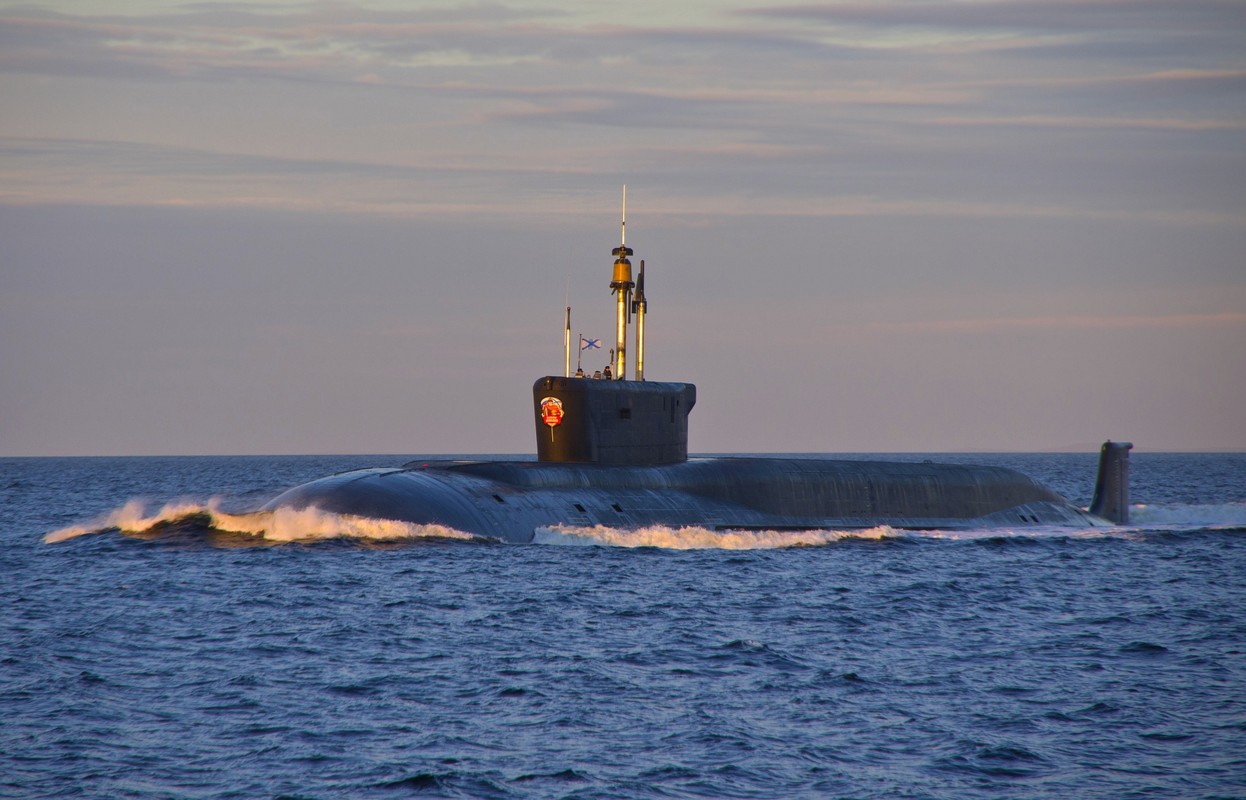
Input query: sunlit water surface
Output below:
<box><xmin>4</xmin><ymin>453</ymin><xmax>1245</xmax><ymax>799</ymax></box>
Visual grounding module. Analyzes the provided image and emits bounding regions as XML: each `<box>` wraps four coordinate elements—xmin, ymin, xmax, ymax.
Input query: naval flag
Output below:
<box><xmin>580</xmin><ymin>337</ymin><xmax>602</xmax><ymax>351</ymax></box>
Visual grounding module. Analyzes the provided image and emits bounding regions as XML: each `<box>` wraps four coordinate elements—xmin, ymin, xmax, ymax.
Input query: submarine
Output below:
<box><xmin>264</xmin><ymin>198</ymin><xmax>1132</xmax><ymax>543</ymax></box>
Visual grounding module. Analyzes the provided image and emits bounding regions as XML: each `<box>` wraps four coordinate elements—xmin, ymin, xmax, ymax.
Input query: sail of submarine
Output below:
<box><xmin>264</xmin><ymin>193</ymin><xmax>1132</xmax><ymax>542</ymax></box>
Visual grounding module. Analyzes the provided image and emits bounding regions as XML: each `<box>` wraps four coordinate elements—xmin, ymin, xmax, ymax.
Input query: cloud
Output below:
<box><xmin>0</xmin><ymin>3</ymin><xmax>922</xmax><ymax>89</ymax></box>
<box><xmin>746</xmin><ymin>1</ymin><xmax>1246</xmax><ymax>34</ymax></box>
<box><xmin>1</xmin><ymin>2</ymin><xmax>1242</xmax><ymax>228</ymax></box>
<box><xmin>0</xmin><ymin>4</ymin><xmax>564</xmax><ymax>83</ymax></box>
<box><xmin>858</xmin><ymin>311</ymin><xmax>1246</xmax><ymax>336</ymax></box>
<box><xmin>0</xmin><ymin>135</ymin><xmax>598</xmax><ymax>217</ymax></box>
<box><xmin>924</xmin><ymin>114</ymin><xmax>1243</xmax><ymax>133</ymax></box>
<box><xmin>3</xmin><ymin>131</ymin><xmax>1240</xmax><ymax>230</ymax></box>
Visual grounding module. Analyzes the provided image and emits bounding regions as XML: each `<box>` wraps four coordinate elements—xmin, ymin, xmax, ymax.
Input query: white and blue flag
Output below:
<box><xmin>580</xmin><ymin>337</ymin><xmax>602</xmax><ymax>351</ymax></box>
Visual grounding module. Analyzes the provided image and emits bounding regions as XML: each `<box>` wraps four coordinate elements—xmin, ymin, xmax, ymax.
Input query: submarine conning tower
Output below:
<box><xmin>534</xmin><ymin>189</ymin><xmax>696</xmax><ymax>466</ymax></box>
<box><xmin>534</xmin><ymin>376</ymin><xmax>695</xmax><ymax>465</ymax></box>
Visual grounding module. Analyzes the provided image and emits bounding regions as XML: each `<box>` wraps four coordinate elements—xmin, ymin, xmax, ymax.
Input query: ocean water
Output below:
<box><xmin>3</xmin><ymin>452</ymin><xmax>1245</xmax><ymax>799</ymax></box>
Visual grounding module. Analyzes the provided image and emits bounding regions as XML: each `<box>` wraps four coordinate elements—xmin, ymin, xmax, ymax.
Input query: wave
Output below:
<box><xmin>534</xmin><ymin>524</ymin><xmax>900</xmax><ymax>549</ymax></box>
<box><xmin>536</xmin><ymin>503</ymin><xmax>1246</xmax><ymax>549</ymax></box>
<box><xmin>45</xmin><ymin>501</ymin><xmax>1245</xmax><ymax>549</ymax></box>
<box><xmin>43</xmin><ymin>499</ymin><xmax>482</xmax><ymax>545</ymax></box>
<box><xmin>1129</xmin><ymin>501</ymin><xmax>1246</xmax><ymax>530</ymax></box>
<box><xmin>532</xmin><ymin>523</ymin><xmax>1135</xmax><ymax>548</ymax></box>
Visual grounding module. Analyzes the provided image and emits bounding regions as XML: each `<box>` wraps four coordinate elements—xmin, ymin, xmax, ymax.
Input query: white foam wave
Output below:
<box><xmin>45</xmin><ymin>501</ymin><xmax>1246</xmax><ymax>548</ymax></box>
<box><xmin>534</xmin><ymin>514</ymin><xmax>1243</xmax><ymax>548</ymax></box>
<box><xmin>911</xmin><ymin>526</ymin><xmax>1126</xmax><ymax>541</ymax></box>
<box><xmin>45</xmin><ymin>499</ymin><xmax>206</xmax><ymax>543</ymax></box>
<box><xmin>533</xmin><ymin>524</ymin><xmax>898</xmax><ymax>550</ymax></box>
<box><xmin>1130</xmin><ymin>502</ymin><xmax>1246</xmax><ymax>530</ymax></box>
<box><xmin>44</xmin><ymin>499</ymin><xmax>480</xmax><ymax>544</ymax></box>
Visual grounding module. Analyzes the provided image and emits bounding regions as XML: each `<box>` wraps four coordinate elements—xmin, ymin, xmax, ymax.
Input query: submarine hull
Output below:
<box><xmin>263</xmin><ymin>457</ymin><xmax>1107</xmax><ymax>543</ymax></box>
<box><xmin>258</xmin><ymin>212</ymin><xmax>1133</xmax><ymax>544</ymax></box>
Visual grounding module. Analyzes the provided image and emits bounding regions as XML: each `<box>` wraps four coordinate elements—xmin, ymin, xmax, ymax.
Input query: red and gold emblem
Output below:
<box><xmin>539</xmin><ymin>396</ymin><xmax>564</xmax><ymax>428</ymax></box>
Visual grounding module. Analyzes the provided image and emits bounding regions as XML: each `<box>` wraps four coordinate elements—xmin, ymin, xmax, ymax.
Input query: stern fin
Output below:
<box><xmin>1089</xmin><ymin>440</ymin><xmax>1132</xmax><ymax>524</ymax></box>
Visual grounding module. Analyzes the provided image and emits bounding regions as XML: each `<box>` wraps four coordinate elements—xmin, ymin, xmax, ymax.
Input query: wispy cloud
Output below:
<box><xmin>925</xmin><ymin>114</ymin><xmax>1243</xmax><ymax>133</ymax></box>
<box><xmin>2</xmin><ymin>2</ymin><xmax>1243</xmax><ymax>454</ymax></box>
<box><xmin>746</xmin><ymin>1</ymin><xmax>1246</xmax><ymax>34</ymax></box>
<box><xmin>1</xmin><ymin>1</ymin><xmax>1242</xmax><ymax>224</ymax></box>
<box><xmin>3</xmin><ymin>132</ymin><xmax>1240</xmax><ymax>229</ymax></box>
<box><xmin>860</xmin><ymin>312</ymin><xmax>1246</xmax><ymax>336</ymax></box>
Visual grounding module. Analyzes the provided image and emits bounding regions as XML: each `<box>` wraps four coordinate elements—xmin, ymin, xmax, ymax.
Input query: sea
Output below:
<box><xmin>3</xmin><ymin>451</ymin><xmax>1245</xmax><ymax>800</ymax></box>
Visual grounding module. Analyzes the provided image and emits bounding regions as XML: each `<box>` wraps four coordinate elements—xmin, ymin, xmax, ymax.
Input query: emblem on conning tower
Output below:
<box><xmin>540</xmin><ymin>397</ymin><xmax>565</xmax><ymax>428</ymax></box>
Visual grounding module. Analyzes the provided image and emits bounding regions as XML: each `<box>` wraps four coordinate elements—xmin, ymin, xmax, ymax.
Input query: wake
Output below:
<box><xmin>534</xmin><ymin>524</ymin><xmax>899</xmax><ymax>549</ymax></box>
<box><xmin>534</xmin><ymin>501</ymin><xmax>1246</xmax><ymax>549</ymax></box>
<box><xmin>43</xmin><ymin>499</ymin><xmax>481</xmax><ymax>545</ymax></box>
<box><xmin>1130</xmin><ymin>502</ymin><xmax>1246</xmax><ymax>530</ymax></box>
<box><xmin>44</xmin><ymin>501</ymin><xmax>1246</xmax><ymax>549</ymax></box>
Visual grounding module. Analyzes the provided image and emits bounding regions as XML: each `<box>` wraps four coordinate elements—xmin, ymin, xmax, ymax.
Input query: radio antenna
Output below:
<box><xmin>610</xmin><ymin>185</ymin><xmax>634</xmax><ymax>380</ymax></box>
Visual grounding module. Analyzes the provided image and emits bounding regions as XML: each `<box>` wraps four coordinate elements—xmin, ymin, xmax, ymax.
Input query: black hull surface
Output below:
<box><xmin>263</xmin><ymin>457</ymin><xmax>1108</xmax><ymax>543</ymax></box>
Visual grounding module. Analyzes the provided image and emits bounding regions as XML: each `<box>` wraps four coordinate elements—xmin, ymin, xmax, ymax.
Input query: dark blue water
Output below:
<box><xmin>4</xmin><ymin>453</ymin><xmax>1245</xmax><ymax>799</ymax></box>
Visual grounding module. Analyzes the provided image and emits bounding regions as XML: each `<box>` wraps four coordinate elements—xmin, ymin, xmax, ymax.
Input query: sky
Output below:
<box><xmin>2</xmin><ymin>0</ymin><xmax>1244</xmax><ymax>456</ymax></box>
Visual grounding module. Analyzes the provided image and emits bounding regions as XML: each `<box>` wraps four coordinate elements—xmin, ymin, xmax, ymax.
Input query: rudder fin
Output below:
<box><xmin>1089</xmin><ymin>440</ymin><xmax>1132</xmax><ymax>524</ymax></box>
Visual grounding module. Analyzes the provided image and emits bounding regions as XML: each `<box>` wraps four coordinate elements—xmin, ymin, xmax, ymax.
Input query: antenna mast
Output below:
<box><xmin>563</xmin><ymin>304</ymin><xmax>571</xmax><ymax>377</ymax></box>
<box><xmin>633</xmin><ymin>260</ymin><xmax>646</xmax><ymax>381</ymax></box>
<box><xmin>610</xmin><ymin>185</ymin><xmax>634</xmax><ymax>380</ymax></box>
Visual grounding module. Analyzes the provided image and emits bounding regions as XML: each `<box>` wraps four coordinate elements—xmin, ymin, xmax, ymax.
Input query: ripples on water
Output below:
<box><xmin>3</xmin><ymin>454</ymin><xmax>1245</xmax><ymax>799</ymax></box>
